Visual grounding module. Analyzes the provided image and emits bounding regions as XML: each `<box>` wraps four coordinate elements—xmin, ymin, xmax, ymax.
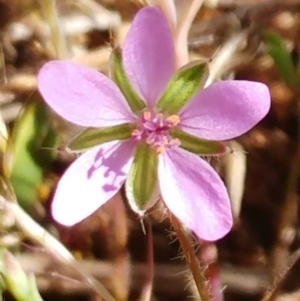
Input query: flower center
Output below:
<box><xmin>131</xmin><ymin>111</ymin><xmax>180</xmax><ymax>154</ymax></box>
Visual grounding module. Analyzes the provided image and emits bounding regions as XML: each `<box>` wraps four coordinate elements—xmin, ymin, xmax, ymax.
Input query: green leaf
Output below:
<box><xmin>111</xmin><ymin>48</ymin><xmax>146</xmax><ymax>113</ymax></box>
<box><xmin>67</xmin><ymin>123</ymin><xmax>134</xmax><ymax>152</ymax></box>
<box><xmin>9</xmin><ymin>93</ymin><xmax>58</xmax><ymax>210</ymax></box>
<box><xmin>171</xmin><ymin>128</ymin><xmax>228</xmax><ymax>155</ymax></box>
<box><xmin>126</xmin><ymin>142</ymin><xmax>158</xmax><ymax>213</ymax></box>
<box><xmin>264</xmin><ymin>30</ymin><xmax>295</xmax><ymax>87</ymax></box>
<box><xmin>156</xmin><ymin>60</ymin><xmax>209</xmax><ymax>114</ymax></box>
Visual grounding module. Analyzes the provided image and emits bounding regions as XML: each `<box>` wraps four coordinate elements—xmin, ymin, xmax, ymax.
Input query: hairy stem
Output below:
<box><xmin>169</xmin><ymin>212</ymin><xmax>211</xmax><ymax>301</ymax></box>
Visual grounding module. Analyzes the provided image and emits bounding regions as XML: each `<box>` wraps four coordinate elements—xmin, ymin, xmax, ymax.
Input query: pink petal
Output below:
<box><xmin>158</xmin><ymin>147</ymin><xmax>232</xmax><ymax>241</ymax></box>
<box><xmin>38</xmin><ymin>60</ymin><xmax>134</xmax><ymax>127</ymax></box>
<box><xmin>52</xmin><ymin>140</ymin><xmax>135</xmax><ymax>226</ymax></box>
<box><xmin>122</xmin><ymin>6</ymin><xmax>174</xmax><ymax>107</ymax></box>
<box><xmin>178</xmin><ymin>80</ymin><xmax>271</xmax><ymax>140</ymax></box>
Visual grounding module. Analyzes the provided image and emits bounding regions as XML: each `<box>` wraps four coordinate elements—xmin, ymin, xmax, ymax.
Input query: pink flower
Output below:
<box><xmin>37</xmin><ymin>6</ymin><xmax>270</xmax><ymax>241</ymax></box>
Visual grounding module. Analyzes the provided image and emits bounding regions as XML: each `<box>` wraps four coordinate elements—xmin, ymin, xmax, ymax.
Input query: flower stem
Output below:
<box><xmin>169</xmin><ymin>212</ymin><xmax>211</xmax><ymax>301</ymax></box>
<box><xmin>139</xmin><ymin>219</ymin><xmax>154</xmax><ymax>301</ymax></box>
<box><xmin>198</xmin><ymin>242</ymin><xmax>224</xmax><ymax>301</ymax></box>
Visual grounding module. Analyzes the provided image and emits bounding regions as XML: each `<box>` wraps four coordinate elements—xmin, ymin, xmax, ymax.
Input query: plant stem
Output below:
<box><xmin>139</xmin><ymin>219</ymin><xmax>154</xmax><ymax>301</ymax></box>
<box><xmin>39</xmin><ymin>0</ymin><xmax>68</xmax><ymax>59</ymax></box>
<box><xmin>261</xmin><ymin>248</ymin><xmax>300</xmax><ymax>301</ymax></box>
<box><xmin>175</xmin><ymin>0</ymin><xmax>204</xmax><ymax>68</ymax></box>
<box><xmin>0</xmin><ymin>196</ymin><xmax>116</xmax><ymax>301</ymax></box>
<box><xmin>169</xmin><ymin>212</ymin><xmax>211</xmax><ymax>301</ymax></box>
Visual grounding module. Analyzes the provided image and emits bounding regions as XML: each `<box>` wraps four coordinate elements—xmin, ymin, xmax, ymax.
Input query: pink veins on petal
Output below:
<box><xmin>37</xmin><ymin>5</ymin><xmax>271</xmax><ymax>241</ymax></box>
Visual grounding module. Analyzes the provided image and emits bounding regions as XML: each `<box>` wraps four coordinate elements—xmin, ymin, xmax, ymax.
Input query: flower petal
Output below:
<box><xmin>178</xmin><ymin>80</ymin><xmax>271</xmax><ymax>140</ymax></box>
<box><xmin>158</xmin><ymin>147</ymin><xmax>232</xmax><ymax>241</ymax></box>
<box><xmin>52</xmin><ymin>140</ymin><xmax>135</xmax><ymax>226</ymax></box>
<box><xmin>38</xmin><ymin>60</ymin><xmax>134</xmax><ymax>127</ymax></box>
<box><xmin>122</xmin><ymin>6</ymin><xmax>174</xmax><ymax>107</ymax></box>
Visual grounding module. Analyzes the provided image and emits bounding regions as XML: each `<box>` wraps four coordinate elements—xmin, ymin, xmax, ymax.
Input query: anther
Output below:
<box><xmin>166</xmin><ymin>115</ymin><xmax>181</xmax><ymax>127</ymax></box>
<box><xmin>156</xmin><ymin>146</ymin><xmax>166</xmax><ymax>154</ymax></box>
<box><xmin>131</xmin><ymin>129</ymin><xmax>142</xmax><ymax>140</ymax></box>
<box><xmin>142</xmin><ymin>111</ymin><xmax>151</xmax><ymax>121</ymax></box>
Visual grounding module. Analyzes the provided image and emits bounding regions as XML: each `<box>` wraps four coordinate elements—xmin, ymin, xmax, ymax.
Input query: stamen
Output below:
<box><xmin>167</xmin><ymin>115</ymin><xmax>181</xmax><ymax>126</ymax></box>
<box><xmin>169</xmin><ymin>138</ymin><xmax>181</xmax><ymax>147</ymax></box>
<box><xmin>142</xmin><ymin>111</ymin><xmax>151</xmax><ymax>121</ymax></box>
<box><xmin>131</xmin><ymin>129</ymin><xmax>142</xmax><ymax>140</ymax></box>
<box><xmin>156</xmin><ymin>146</ymin><xmax>166</xmax><ymax>154</ymax></box>
<box><xmin>132</xmin><ymin>129</ymin><xmax>140</xmax><ymax>136</ymax></box>
<box><xmin>162</xmin><ymin>136</ymin><xmax>168</xmax><ymax>144</ymax></box>
<box><xmin>132</xmin><ymin>111</ymin><xmax>181</xmax><ymax>154</ymax></box>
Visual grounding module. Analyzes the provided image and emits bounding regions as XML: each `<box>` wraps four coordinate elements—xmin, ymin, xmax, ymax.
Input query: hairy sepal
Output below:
<box><xmin>67</xmin><ymin>123</ymin><xmax>134</xmax><ymax>152</ymax></box>
<box><xmin>125</xmin><ymin>142</ymin><xmax>159</xmax><ymax>214</ymax></box>
<box><xmin>156</xmin><ymin>60</ymin><xmax>209</xmax><ymax>114</ymax></box>
<box><xmin>111</xmin><ymin>48</ymin><xmax>146</xmax><ymax>113</ymax></box>
<box><xmin>171</xmin><ymin>128</ymin><xmax>228</xmax><ymax>155</ymax></box>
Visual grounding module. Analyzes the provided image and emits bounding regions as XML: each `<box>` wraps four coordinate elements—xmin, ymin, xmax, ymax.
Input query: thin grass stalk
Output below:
<box><xmin>0</xmin><ymin>196</ymin><xmax>116</xmax><ymax>301</ymax></box>
<box><xmin>39</xmin><ymin>0</ymin><xmax>68</xmax><ymax>59</ymax></box>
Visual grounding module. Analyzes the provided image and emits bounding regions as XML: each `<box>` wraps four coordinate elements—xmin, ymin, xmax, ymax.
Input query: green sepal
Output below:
<box><xmin>156</xmin><ymin>60</ymin><xmax>209</xmax><ymax>114</ymax></box>
<box><xmin>125</xmin><ymin>142</ymin><xmax>158</xmax><ymax>213</ymax></box>
<box><xmin>111</xmin><ymin>48</ymin><xmax>146</xmax><ymax>113</ymax></box>
<box><xmin>171</xmin><ymin>128</ymin><xmax>228</xmax><ymax>155</ymax></box>
<box><xmin>67</xmin><ymin>123</ymin><xmax>134</xmax><ymax>152</ymax></box>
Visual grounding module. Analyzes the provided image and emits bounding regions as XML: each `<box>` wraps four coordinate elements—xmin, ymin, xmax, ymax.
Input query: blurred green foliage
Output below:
<box><xmin>0</xmin><ymin>250</ymin><xmax>43</xmax><ymax>301</ymax></box>
<box><xmin>264</xmin><ymin>29</ymin><xmax>300</xmax><ymax>90</ymax></box>
<box><xmin>8</xmin><ymin>93</ymin><xmax>58</xmax><ymax>210</ymax></box>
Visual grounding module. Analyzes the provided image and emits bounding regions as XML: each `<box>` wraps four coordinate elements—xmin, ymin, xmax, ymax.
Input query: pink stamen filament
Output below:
<box><xmin>131</xmin><ymin>111</ymin><xmax>181</xmax><ymax>153</ymax></box>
